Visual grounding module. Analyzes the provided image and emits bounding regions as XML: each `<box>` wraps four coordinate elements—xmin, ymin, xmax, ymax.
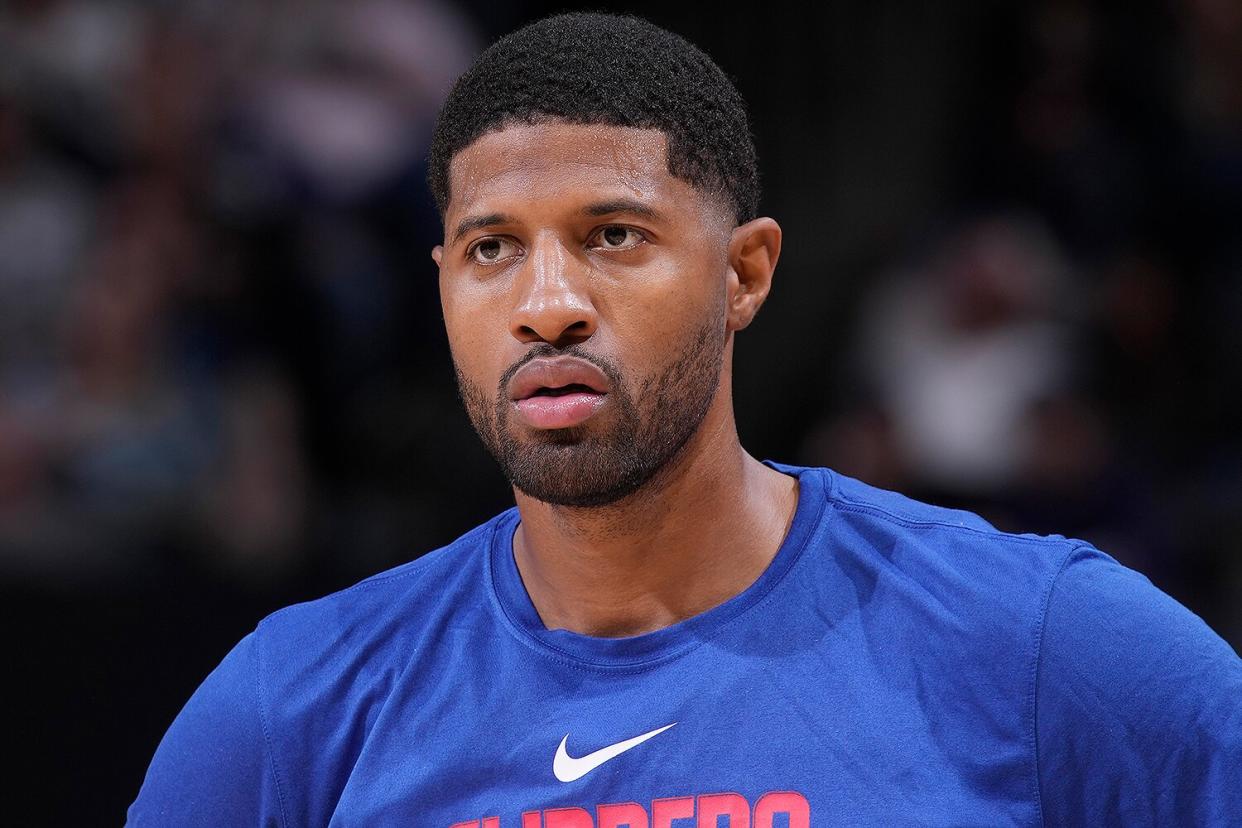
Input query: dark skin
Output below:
<box><xmin>432</xmin><ymin>121</ymin><xmax>797</xmax><ymax>638</ymax></box>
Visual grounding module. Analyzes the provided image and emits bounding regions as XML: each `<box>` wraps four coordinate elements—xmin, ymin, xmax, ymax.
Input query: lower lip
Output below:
<box><xmin>513</xmin><ymin>392</ymin><xmax>607</xmax><ymax>429</ymax></box>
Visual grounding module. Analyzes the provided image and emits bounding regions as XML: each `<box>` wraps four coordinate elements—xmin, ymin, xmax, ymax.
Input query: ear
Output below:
<box><xmin>431</xmin><ymin>245</ymin><xmax>444</xmax><ymax>267</ymax></box>
<box><xmin>725</xmin><ymin>217</ymin><xmax>782</xmax><ymax>331</ymax></box>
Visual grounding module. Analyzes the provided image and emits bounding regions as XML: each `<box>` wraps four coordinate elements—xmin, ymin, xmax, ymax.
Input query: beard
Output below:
<box><xmin>454</xmin><ymin>315</ymin><xmax>727</xmax><ymax>507</ymax></box>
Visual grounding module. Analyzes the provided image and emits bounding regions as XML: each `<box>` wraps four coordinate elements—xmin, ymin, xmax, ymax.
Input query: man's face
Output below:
<box><xmin>434</xmin><ymin>121</ymin><xmax>735</xmax><ymax>507</ymax></box>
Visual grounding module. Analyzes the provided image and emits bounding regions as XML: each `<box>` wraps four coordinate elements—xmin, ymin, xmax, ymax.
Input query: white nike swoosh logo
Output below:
<box><xmin>553</xmin><ymin>722</ymin><xmax>677</xmax><ymax>783</ymax></box>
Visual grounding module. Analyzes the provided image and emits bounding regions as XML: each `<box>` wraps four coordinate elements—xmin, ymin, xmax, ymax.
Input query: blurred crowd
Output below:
<box><xmin>0</xmin><ymin>0</ymin><xmax>497</xmax><ymax>589</ymax></box>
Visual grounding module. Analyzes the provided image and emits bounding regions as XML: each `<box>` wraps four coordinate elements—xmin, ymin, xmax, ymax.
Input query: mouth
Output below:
<box><xmin>525</xmin><ymin>383</ymin><xmax>599</xmax><ymax>398</ymax></box>
<box><xmin>508</xmin><ymin>357</ymin><xmax>611</xmax><ymax>429</ymax></box>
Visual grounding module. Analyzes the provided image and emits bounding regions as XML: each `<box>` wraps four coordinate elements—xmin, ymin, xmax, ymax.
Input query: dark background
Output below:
<box><xmin>1</xmin><ymin>0</ymin><xmax>1238</xmax><ymax>823</ymax></box>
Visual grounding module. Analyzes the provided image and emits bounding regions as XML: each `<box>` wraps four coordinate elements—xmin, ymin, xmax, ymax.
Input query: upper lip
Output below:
<box><xmin>508</xmin><ymin>356</ymin><xmax>611</xmax><ymax>401</ymax></box>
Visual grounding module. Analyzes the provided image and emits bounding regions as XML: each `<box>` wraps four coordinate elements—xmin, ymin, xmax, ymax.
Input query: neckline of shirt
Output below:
<box><xmin>485</xmin><ymin>460</ymin><xmax>827</xmax><ymax>670</ymax></box>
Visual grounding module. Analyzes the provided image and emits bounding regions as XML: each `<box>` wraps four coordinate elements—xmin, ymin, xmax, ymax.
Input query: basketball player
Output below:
<box><xmin>128</xmin><ymin>13</ymin><xmax>1240</xmax><ymax>827</ymax></box>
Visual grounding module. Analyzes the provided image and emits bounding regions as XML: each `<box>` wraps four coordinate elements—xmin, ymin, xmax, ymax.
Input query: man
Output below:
<box><xmin>129</xmin><ymin>13</ymin><xmax>1240</xmax><ymax>827</ymax></box>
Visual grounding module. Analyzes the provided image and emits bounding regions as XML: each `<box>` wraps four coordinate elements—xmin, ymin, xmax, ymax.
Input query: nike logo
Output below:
<box><xmin>553</xmin><ymin>722</ymin><xmax>677</xmax><ymax>783</ymax></box>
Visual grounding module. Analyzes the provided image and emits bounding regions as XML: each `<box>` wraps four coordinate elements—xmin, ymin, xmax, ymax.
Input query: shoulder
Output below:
<box><xmin>248</xmin><ymin>510</ymin><xmax>516</xmax><ymax>824</ymax></box>
<box><xmin>786</xmin><ymin>463</ymin><xmax>1234</xmax><ymax>668</ymax></box>
<box><xmin>775</xmin><ymin>461</ymin><xmax>1086</xmax><ymax>587</ymax></box>
<box><xmin>814</xmin><ymin>460</ymin><xmax>1058</xmax><ymax>545</ymax></box>
<box><xmin>128</xmin><ymin>512</ymin><xmax>517</xmax><ymax>827</ymax></box>
<box><xmin>253</xmin><ymin>508</ymin><xmax>514</xmax><ymax>669</ymax></box>
<box><xmin>772</xmin><ymin>462</ymin><xmax>1090</xmax><ymax>690</ymax></box>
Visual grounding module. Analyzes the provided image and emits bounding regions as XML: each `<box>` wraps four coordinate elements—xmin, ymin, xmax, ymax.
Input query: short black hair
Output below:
<box><xmin>427</xmin><ymin>12</ymin><xmax>759</xmax><ymax>225</ymax></box>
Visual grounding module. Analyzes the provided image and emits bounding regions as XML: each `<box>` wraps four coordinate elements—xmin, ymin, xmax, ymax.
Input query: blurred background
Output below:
<box><xmin>1</xmin><ymin>0</ymin><xmax>1238</xmax><ymax>822</ymax></box>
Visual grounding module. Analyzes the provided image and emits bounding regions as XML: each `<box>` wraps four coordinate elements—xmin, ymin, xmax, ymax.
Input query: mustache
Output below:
<box><xmin>497</xmin><ymin>343</ymin><xmax>625</xmax><ymax>398</ymax></box>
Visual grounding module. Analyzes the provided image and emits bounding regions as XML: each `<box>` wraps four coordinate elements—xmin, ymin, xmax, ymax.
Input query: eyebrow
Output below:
<box><xmin>582</xmin><ymin>198</ymin><xmax>662</xmax><ymax>220</ymax></box>
<box><xmin>450</xmin><ymin>213</ymin><xmax>512</xmax><ymax>246</ymax></box>
<box><xmin>450</xmin><ymin>199</ymin><xmax>663</xmax><ymax>246</ymax></box>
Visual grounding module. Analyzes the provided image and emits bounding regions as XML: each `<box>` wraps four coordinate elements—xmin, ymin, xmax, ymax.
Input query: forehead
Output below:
<box><xmin>445</xmin><ymin>121</ymin><xmax>722</xmax><ymax>226</ymax></box>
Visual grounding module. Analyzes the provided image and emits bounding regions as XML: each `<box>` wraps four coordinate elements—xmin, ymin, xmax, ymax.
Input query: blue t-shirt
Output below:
<box><xmin>127</xmin><ymin>463</ymin><xmax>1242</xmax><ymax>827</ymax></box>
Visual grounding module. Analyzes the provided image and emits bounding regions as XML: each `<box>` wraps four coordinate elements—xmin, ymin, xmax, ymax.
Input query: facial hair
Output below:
<box><xmin>455</xmin><ymin>314</ymin><xmax>727</xmax><ymax>507</ymax></box>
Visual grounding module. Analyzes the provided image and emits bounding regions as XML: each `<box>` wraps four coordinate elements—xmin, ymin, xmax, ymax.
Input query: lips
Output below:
<box><xmin>508</xmin><ymin>356</ymin><xmax>610</xmax><ymax>429</ymax></box>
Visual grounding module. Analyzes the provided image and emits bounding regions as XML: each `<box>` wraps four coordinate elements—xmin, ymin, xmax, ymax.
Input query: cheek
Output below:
<box><xmin>440</xmin><ymin>284</ymin><xmax>491</xmax><ymax>379</ymax></box>
<box><xmin>614</xmin><ymin>261</ymin><xmax>724</xmax><ymax>344</ymax></box>
<box><xmin>441</xmin><ymin>276</ymin><xmax>524</xmax><ymax>401</ymax></box>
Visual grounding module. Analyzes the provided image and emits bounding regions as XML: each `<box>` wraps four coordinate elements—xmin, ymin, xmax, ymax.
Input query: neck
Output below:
<box><xmin>511</xmin><ymin>395</ymin><xmax>799</xmax><ymax>638</ymax></box>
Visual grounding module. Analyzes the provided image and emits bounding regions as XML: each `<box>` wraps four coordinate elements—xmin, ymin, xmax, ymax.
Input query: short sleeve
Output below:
<box><xmin>126</xmin><ymin>632</ymin><xmax>285</xmax><ymax>827</ymax></box>
<box><xmin>1035</xmin><ymin>545</ymin><xmax>1242</xmax><ymax>826</ymax></box>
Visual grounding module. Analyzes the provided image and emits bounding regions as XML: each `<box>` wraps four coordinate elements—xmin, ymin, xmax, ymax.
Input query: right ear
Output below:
<box><xmin>431</xmin><ymin>245</ymin><xmax>443</xmax><ymax>267</ymax></box>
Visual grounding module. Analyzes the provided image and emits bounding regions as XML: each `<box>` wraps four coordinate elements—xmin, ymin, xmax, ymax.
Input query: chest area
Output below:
<box><xmin>317</xmin><ymin>649</ymin><xmax>1036</xmax><ymax>827</ymax></box>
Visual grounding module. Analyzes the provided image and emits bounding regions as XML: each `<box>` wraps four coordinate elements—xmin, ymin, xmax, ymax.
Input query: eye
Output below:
<box><xmin>468</xmin><ymin>237</ymin><xmax>521</xmax><ymax>265</ymax></box>
<box><xmin>591</xmin><ymin>225</ymin><xmax>645</xmax><ymax>251</ymax></box>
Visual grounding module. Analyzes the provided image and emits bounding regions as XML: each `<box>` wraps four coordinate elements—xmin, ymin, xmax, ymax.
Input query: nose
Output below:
<box><xmin>509</xmin><ymin>234</ymin><xmax>597</xmax><ymax>348</ymax></box>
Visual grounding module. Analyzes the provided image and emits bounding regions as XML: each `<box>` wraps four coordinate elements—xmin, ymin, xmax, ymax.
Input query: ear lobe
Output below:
<box><xmin>726</xmin><ymin>217</ymin><xmax>782</xmax><ymax>331</ymax></box>
<box><xmin>431</xmin><ymin>245</ymin><xmax>444</xmax><ymax>266</ymax></box>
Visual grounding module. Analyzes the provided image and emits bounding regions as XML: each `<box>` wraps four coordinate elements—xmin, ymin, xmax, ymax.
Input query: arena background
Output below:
<box><xmin>1</xmin><ymin>0</ymin><xmax>1238</xmax><ymax>822</ymax></box>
